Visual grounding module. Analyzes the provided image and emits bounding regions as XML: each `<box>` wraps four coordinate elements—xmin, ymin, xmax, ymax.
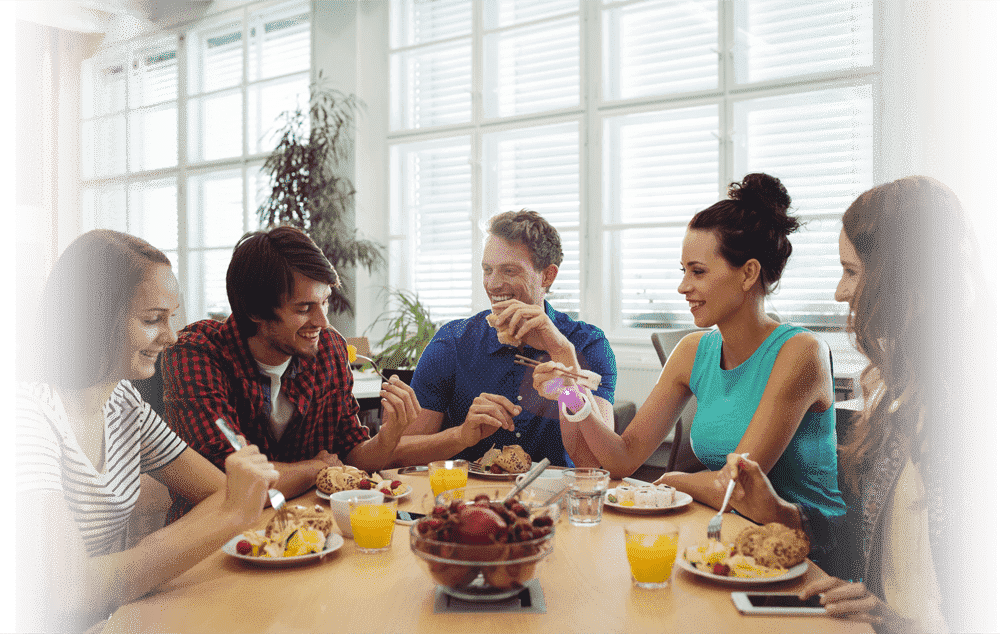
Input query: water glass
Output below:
<box><xmin>562</xmin><ymin>468</ymin><xmax>610</xmax><ymax>526</ymax></box>
<box><xmin>624</xmin><ymin>521</ymin><xmax>679</xmax><ymax>589</ymax></box>
<box><xmin>349</xmin><ymin>497</ymin><xmax>397</xmax><ymax>553</ymax></box>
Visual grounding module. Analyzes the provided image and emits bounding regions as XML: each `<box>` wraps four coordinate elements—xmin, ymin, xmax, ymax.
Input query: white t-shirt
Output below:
<box><xmin>16</xmin><ymin>380</ymin><xmax>188</xmax><ymax>556</ymax></box>
<box><xmin>256</xmin><ymin>358</ymin><xmax>295</xmax><ymax>441</ymax></box>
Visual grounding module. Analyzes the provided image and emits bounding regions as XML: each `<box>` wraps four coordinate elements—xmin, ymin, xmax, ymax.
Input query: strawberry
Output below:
<box><xmin>712</xmin><ymin>563</ymin><xmax>731</xmax><ymax>576</ymax></box>
<box><xmin>391</xmin><ymin>480</ymin><xmax>403</xmax><ymax>489</ymax></box>
<box><xmin>358</xmin><ymin>479</ymin><xmax>373</xmax><ymax>490</ymax></box>
<box><xmin>236</xmin><ymin>539</ymin><xmax>253</xmax><ymax>556</ymax></box>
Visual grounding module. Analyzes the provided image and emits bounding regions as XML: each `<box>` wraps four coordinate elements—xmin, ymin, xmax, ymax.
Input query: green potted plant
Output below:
<box><xmin>256</xmin><ymin>74</ymin><xmax>384</xmax><ymax>316</ymax></box>
<box><xmin>365</xmin><ymin>289</ymin><xmax>438</xmax><ymax>382</ymax></box>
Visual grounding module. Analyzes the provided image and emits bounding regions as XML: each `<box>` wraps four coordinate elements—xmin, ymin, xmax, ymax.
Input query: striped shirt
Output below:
<box><xmin>17</xmin><ymin>380</ymin><xmax>187</xmax><ymax>556</ymax></box>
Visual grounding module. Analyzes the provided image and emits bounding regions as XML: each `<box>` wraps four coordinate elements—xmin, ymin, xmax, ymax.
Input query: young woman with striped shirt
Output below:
<box><xmin>17</xmin><ymin>230</ymin><xmax>280</xmax><ymax>633</ymax></box>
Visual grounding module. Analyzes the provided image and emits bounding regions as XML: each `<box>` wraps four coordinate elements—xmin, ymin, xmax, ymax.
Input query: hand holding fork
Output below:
<box><xmin>215</xmin><ymin>418</ymin><xmax>286</xmax><ymax>528</ymax></box>
<box><xmin>707</xmin><ymin>452</ymin><xmax>749</xmax><ymax>541</ymax></box>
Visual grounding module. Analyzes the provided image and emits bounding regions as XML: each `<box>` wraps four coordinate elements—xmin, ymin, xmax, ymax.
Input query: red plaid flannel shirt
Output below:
<box><xmin>162</xmin><ymin>315</ymin><xmax>368</xmax><ymax>483</ymax></box>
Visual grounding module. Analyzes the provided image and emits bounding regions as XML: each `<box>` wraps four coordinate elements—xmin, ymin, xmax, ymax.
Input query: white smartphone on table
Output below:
<box><xmin>731</xmin><ymin>591</ymin><xmax>826</xmax><ymax>616</ymax></box>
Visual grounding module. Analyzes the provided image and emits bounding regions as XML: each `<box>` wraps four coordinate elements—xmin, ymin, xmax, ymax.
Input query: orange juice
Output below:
<box><xmin>430</xmin><ymin>467</ymin><xmax>468</xmax><ymax>496</ymax></box>
<box><xmin>624</xmin><ymin>529</ymin><xmax>678</xmax><ymax>586</ymax></box>
<box><xmin>349</xmin><ymin>503</ymin><xmax>396</xmax><ymax>551</ymax></box>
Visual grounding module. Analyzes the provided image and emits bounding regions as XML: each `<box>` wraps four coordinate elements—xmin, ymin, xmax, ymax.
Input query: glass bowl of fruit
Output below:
<box><xmin>409</xmin><ymin>486</ymin><xmax>556</xmax><ymax>601</ymax></box>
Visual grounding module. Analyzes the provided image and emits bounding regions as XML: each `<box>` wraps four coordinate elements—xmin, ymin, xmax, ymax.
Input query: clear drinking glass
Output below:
<box><xmin>562</xmin><ymin>467</ymin><xmax>610</xmax><ymax>526</ymax></box>
<box><xmin>624</xmin><ymin>521</ymin><xmax>679</xmax><ymax>589</ymax></box>
<box><xmin>428</xmin><ymin>459</ymin><xmax>469</xmax><ymax>496</ymax></box>
<box><xmin>348</xmin><ymin>497</ymin><xmax>397</xmax><ymax>553</ymax></box>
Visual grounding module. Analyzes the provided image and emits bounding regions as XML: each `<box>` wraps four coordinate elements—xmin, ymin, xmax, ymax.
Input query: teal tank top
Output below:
<box><xmin>689</xmin><ymin>324</ymin><xmax>845</xmax><ymax>524</ymax></box>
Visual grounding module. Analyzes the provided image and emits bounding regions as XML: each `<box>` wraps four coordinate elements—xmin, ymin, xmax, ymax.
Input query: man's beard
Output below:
<box><xmin>266</xmin><ymin>332</ymin><xmax>319</xmax><ymax>361</ymax></box>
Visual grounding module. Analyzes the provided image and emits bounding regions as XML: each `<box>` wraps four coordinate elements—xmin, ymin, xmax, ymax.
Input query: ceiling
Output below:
<box><xmin>17</xmin><ymin>0</ymin><xmax>213</xmax><ymax>36</ymax></box>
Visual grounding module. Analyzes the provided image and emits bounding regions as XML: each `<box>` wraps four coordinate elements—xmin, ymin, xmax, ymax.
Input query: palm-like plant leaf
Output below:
<box><xmin>367</xmin><ymin>289</ymin><xmax>438</xmax><ymax>370</ymax></box>
<box><xmin>256</xmin><ymin>76</ymin><xmax>384</xmax><ymax>315</ymax></box>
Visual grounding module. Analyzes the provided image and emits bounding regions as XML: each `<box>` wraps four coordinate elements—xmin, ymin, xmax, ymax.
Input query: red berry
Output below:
<box><xmin>358</xmin><ymin>479</ymin><xmax>373</xmax><ymax>490</ymax></box>
<box><xmin>391</xmin><ymin>480</ymin><xmax>403</xmax><ymax>489</ymax></box>
<box><xmin>236</xmin><ymin>540</ymin><xmax>253</xmax><ymax>555</ymax></box>
<box><xmin>712</xmin><ymin>563</ymin><xmax>730</xmax><ymax>576</ymax></box>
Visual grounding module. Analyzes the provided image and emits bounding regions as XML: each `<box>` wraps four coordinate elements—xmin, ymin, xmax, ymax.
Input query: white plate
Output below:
<box><xmin>468</xmin><ymin>461</ymin><xmax>540</xmax><ymax>480</ymax></box>
<box><xmin>677</xmin><ymin>556</ymin><xmax>808</xmax><ymax>585</ymax></box>
<box><xmin>604</xmin><ymin>491</ymin><xmax>693</xmax><ymax>514</ymax></box>
<box><xmin>222</xmin><ymin>530</ymin><xmax>345</xmax><ymax>566</ymax></box>
<box><xmin>316</xmin><ymin>484</ymin><xmax>412</xmax><ymax>501</ymax></box>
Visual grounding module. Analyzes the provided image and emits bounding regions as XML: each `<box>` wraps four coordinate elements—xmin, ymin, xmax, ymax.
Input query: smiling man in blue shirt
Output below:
<box><xmin>389</xmin><ymin>210</ymin><xmax>617</xmax><ymax>468</ymax></box>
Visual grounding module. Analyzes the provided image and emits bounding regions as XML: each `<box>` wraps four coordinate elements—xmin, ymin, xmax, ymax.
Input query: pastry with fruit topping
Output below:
<box><xmin>234</xmin><ymin>504</ymin><xmax>334</xmax><ymax>559</ymax></box>
<box><xmin>478</xmin><ymin>444</ymin><xmax>531</xmax><ymax>474</ymax></box>
<box><xmin>316</xmin><ymin>465</ymin><xmax>369</xmax><ymax>494</ymax></box>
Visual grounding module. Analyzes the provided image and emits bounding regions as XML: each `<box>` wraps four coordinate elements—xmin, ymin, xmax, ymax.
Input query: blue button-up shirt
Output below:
<box><xmin>411</xmin><ymin>301</ymin><xmax>616</xmax><ymax>467</ymax></box>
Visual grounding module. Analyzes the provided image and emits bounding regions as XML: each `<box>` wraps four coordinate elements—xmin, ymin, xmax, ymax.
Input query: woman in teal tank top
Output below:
<box><xmin>688</xmin><ymin>324</ymin><xmax>843</xmax><ymax>528</ymax></box>
<box><xmin>529</xmin><ymin>173</ymin><xmax>845</xmax><ymax>555</ymax></box>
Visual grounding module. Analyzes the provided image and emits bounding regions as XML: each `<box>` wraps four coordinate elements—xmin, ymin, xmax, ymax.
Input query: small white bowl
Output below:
<box><xmin>329</xmin><ymin>489</ymin><xmax>383</xmax><ymax>538</ymax></box>
<box><xmin>516</xmin><ymin>468</ymin><xmax>565</xmax><ymax>497</ymax></box>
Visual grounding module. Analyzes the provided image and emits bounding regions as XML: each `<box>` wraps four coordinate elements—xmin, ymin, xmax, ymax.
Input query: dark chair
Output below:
<box><xmin>648</xmin><ymin>329</ymin><xmax>706</xmax><ymax>473</ymax></box>
<box><xmin>132</xmin><ymin>357</ymin><xmax>166</xmax><ymax>419</ymax></box>
<box><xmin>612</xmin><ymin>400</ymin><xmax>637</xmax><ymax>435</ymax></box>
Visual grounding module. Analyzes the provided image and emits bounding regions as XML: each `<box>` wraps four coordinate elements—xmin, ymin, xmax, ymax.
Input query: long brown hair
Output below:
<box><xmin>30</xmin><ymin>230</ymin><xmax>171</xmax><ymax>390</ymax></box>
<box><xmin>839</xmin><ymin>176</ymin><xmax>980</xmax><ymax>494</ymax></box>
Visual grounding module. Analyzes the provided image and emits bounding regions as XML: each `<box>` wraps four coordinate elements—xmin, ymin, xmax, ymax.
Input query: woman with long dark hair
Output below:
<box><xmin>17</xmin><ymin>230</ymin><xmax>279</xmax><ymax>633</ymax></box>
<box><xmin>714</xmin><ymin>176</ymin><xmax>993</xmax><ymax>632</ymax></box>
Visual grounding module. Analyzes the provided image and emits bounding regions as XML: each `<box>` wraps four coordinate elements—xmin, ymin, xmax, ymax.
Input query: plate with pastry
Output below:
<box><xmin>678</xmin><ymin>523</ymin><xmax>811</xmax><ymax>584</ymax></box>
<box><xmin>469</xmin><ymin>444</ymin><xmax>535</xmax><ymax>480</ymax></box>
<box><xmin>604</xmin><ymin>484</ymin><xmax>693</xmax><ymax>514</ymax></box>
<box><xmin>222</xmin><ymin>504</ymin><xmax>344</xmax><ymax>566</ymax></box>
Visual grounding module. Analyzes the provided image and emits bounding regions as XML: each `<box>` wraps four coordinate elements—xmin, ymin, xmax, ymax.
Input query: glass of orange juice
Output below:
<box><xmin>348</xmin><ymin>497</ymin><xmax>397</xmax><ymax>553</ymax></box>
<box><xmin>428</xmin><ymin>459</ymin><xmax>469</xmax><ymax>496</ymax></box>
<box><xmin>623</xmin><ymin>521</ymin><xmax>679</xmax><ymax>589</ymax></box>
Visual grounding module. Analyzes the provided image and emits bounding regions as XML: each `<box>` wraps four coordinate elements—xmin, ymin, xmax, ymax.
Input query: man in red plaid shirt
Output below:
<box><xmin>162</xmin><ymin>226</ymin><xmax>420</xmax><ymax>519</ymax></box>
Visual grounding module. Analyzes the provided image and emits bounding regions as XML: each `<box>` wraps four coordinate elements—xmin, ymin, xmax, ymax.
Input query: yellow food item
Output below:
<box><xmin>347</xmin><ymin>344</ymin><xmax>358</xmax><ymax>363</ymax></box>
<box><xmin>285</xmin><ymin>528</ymin><xmax>326</xmax><ymax>557</ymax></box>
<box><xmin>684</xmin><ymin>538</ymin><xmax>792</xmax><ymax>578</ymax></box>
<box><xmin>620</xmin><ymin>500</ymin><xmax>635</xmax><ymax>507</ymax></box>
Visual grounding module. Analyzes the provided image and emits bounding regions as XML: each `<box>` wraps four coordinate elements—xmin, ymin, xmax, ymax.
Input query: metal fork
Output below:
<box><xmin>214</xmin><ymin>418</ymin><xmax>286</xmax><ymax>527</ymax></box>
<box><xmin>354</xmin><ymin>353</ymin><xmax>390</xmax><ymax>383</ymax></box>
<box><xmin>707</xmin><ymin>452</ymin><xmax>748</xmax><ymax>541</ymax></box>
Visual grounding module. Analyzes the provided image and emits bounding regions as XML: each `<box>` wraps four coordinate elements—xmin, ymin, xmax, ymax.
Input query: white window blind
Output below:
<box><xmin>734</xmin><ymin>0</ymin><xmax>874</xmax><ymax>84</ymax></box>
<box><xmin>735</xmin><ymin>85</ymin><xmax>873</xmax><ymax>325</ymax></box>
<box><xmin>483</xmin><ymin>14</ymin><xmax>580</xmax><ymax>118</ymax></box>
<box><xmin>484</xmin><ymin>121</ymin><xmax>581</xmax><ymax>316</ymax></box>
<box><xmin>604</xmin><ymin>104</ymin><xmax>720</xmax><ymax>328</ymax></box>
<box><xmin>80</xmin><ymin>0</ymin><xmax>311</xmax><ymax>324</ymax></box>
<box><xmin>389</xmin><ymin>0</ymin><xmax>876</xmax><ymax>335</ymax></box>
<box><xmin>603</xmin><ymin>0</ymin><xmax>718</xmax><ymax>100</ymax></box>
<box><xmin>391</xmin><ymin>138</ymin><xmax>474</xmax><ymax>322</ymax></box>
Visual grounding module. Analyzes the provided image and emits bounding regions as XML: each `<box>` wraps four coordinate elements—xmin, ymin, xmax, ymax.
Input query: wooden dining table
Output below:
<box><xmin>102</xmin><ymin>469</ymin><xmax>873</xmax><ymax>634</ymax></box>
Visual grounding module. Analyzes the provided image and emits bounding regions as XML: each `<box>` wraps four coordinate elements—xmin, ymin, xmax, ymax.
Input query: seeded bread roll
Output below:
<box><xmin>315</xmin><ymin>465</ymin><xmax>368</xmax><ymax>494</ymax></box>
<box><xmin>486</xmin><ymin>312</ymin><xmax>521</xmax><ymax>346</ymax></box>
<box><xmin>492</xmin><ymin>445</ymin><xmax>531</xmax><ymax>473</ymax></box>
<box><xmin>734</xmin><ymin>522</ymin><xmax>809</xmax><ymax>568</ymax></box>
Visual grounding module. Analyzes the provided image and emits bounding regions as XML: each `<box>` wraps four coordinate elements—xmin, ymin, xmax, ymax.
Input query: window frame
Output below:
<box><xmin>77</xmin><ymin>0</ymin><xmax>311</xmax><ymax>324</ymax></box>
<box><xmin>387</xmin><ymin>0</ymin><xmax>881</xmax><ymax>342</ymax></box>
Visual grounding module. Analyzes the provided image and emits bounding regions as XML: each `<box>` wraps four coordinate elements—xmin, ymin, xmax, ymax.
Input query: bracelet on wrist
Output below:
<box><xmin>559</xmin><ymin>385</ymin><xmax>596</xmax><ymax>422</ymax></box>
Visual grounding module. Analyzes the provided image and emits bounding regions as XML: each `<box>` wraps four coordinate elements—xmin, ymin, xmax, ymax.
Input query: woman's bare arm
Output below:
<box><xmin>18</xmin><ymin>447</ymin><xmax>276</xmax><ymax>630</ymax></box>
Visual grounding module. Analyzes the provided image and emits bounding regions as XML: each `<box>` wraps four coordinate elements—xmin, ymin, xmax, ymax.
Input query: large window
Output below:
<box><xmin>388</xmin><ymin>0</ymin><xmax>875</xmax><ymax>333</ymax></box>
<box><xmin>79</xmin><ymin>0</ymin><xmax>310</xmax><ymax>322</ymax></box>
